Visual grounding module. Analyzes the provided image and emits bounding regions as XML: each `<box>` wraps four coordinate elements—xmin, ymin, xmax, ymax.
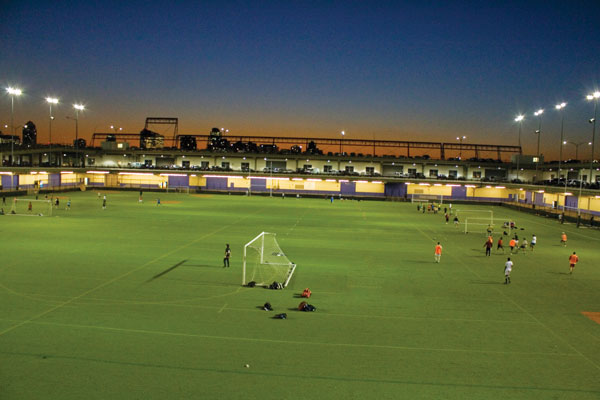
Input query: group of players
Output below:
<box><xmin>431</xmin><ymin>211</ymin><xmax>580</xmax><ymax>283</ymax></box>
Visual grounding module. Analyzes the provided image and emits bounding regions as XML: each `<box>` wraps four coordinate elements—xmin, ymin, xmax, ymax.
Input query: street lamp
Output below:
<box><xmin>46</xmin><ymin>97</ymin><xmax>59</xmax><ymax>166</ymax></box>
<box><xmin>340</xmin><ymin>130</ymin><xmax>345</xmax><ymax>154</ymax></box>
<box><xmin>555</xmin><ymin>102</ymin><xmax>567</xmax><ymax>181</ymax></box>
<box><xmin>586</xmin><ymin>91</ymin><xmax>600</xmax><ymax>184</ymax></box>
<box><xmin>110</xmin><ymin>125</ymin><xmax>123</xmax><ymax>133</ymax></box>
<box><xmin>534</xmin><ymin>109</ymin><xmax>544</xmax><ymax>181</ymax></box>
<box><xmin>514</xmin><ymin>115</ymin><xmax>524</xmax><ymax>181</ymax></box>
<box><xmin>456</xmin><ymin>136</ymin><xmax>466</xmax><ymax>160</ymax></box>
<box><xmin>6</xmin><ymin>87</ymin><xmax>22</xmax><ymax>166</ymax></box>
<box><xmin>73</xmin><ymin>104</ymin><xmax>85</xmax><ymax>167</ymax></box>
<box><xmin>563</xmin><ymin>141</ymin><xmax>591</xmax><ymax>161</ymax></box>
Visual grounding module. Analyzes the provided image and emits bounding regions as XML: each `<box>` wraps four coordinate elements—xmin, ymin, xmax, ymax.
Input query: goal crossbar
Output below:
<box><xmin>10</xmin><ymin>198</ymin><xmax>53</xmax><ymax>216</ymax></box>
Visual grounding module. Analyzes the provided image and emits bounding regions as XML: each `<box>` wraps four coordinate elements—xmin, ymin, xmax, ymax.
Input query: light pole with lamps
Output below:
<box><xmin>456</xmin><ymin>135</ymin><xmax>466</xmax><ymax>160</ymax></box>
<box><xmin>563</xmin><ymin>140</ymin><xmax>591</xmax><ymax>161</ymax></box>
<box><xmin>73</xmin><ymin>104</ymin><xmax>85</xmax><ymax>167</ymax></box>
<box><xmin>555</xmin><ymin>102</ymin><xmax>566</xmax><ymax>182</ymax></box>
<box><xmin>514</xmin><ymin>115</ymin><xmax>524</xmax><ymax>181</ymax></box>
<box><xmin>110</xmin><ymin>125</ymin><xmax>123</xmax><ymax>133</ymax></box>
<box><xmin>6</xmin><ymin>87</ymin><xmax>22</xmax><ymax>166</ymax></box>
<box><xmin>586</xmin><ymin>91</ymin><xmax>600</xmax><ymax>184</ymax></box>
<box><xmin>46</xmin><ymin>97</ymin><xmax>59</xmax><ymax>165</ymax></box>
<box><xmin>534</xmin><ymin>109</ymin><xmax>544</xmax><ymax>181</ymax></box>
<box><xmin>340</xmin><ymin>130</ymin><xmax>345</xmax><ymax>154</ymax></box>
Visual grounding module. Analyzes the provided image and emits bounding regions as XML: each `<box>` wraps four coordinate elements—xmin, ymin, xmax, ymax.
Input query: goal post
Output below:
<box><xmin>456</xmin><ymin>209</ymin><xmax>493</xmax><ymax>224</ymax></box>
<box><xmin>242</xmin><ymin>232</ymin><xmax>296</xmax><ymax>288</ymax></box>
<box><xmin>464</xmin><ymin>218</ymin><xmax>494</xmax><ymax>234</ymax></box>
<box><xmin>9</xmin><ymin>198</ymin><xmax>53</xmax><ymax>216</ymax></box>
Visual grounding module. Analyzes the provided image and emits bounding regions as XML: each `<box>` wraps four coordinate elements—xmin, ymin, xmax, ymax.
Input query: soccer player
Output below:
<box><xmin>497</xmin><ymin>236</ymin><xmax>504</xmax><ymax>253</ymax></box>
<box><xmin>530</xmin><ymin>234</ymin><xmax>536</xmax><ymax>251</ymax></box>
<box><xmin>139</xmin><ymin>190</ymin><xmax>143</xmax><ymax>203</ymax></box>
<box><xmin>66</xmin><ymin>199</ymin><xmax>71</xmax><ymax>210</ymax></box>
<box><xmin>561</xmin><ymin>232</ymin><xmax>567</xmax><ymax>247</ymax></box>
<box><xmin>156</xmin><ymin>198</ymin><xmax>161</xmax><ymax>206</ymax></box>
<box><xmin>509</xmin><ymin>238</ymin><xmax>516</xmax><ymax>254</ymax></box>
<box><xmin>445</xmin><ymin>213</ymin><xmax>449</xmax><ymax>224</ymax></box>
<box><xmin>453</xmin><ymin>216</ymin><xmax>459</xmax><ymax>227</ymax></box>
<box><xmin>224</xmin><ymin>244</ymin><xmax>231</xmax><ymax>267</ymax></box>
<box><xmin>504</xmin><ymin>257</ymin><xmax>513</xmax><ymax>284</ymax></box>
<box><xmin>434</xmin><ymin>242</ymin><xmax>442</xmax><ymax>263</ymax></box>
<box><xmin>569</xmin><ymin>252</ymin><xmax>578</xmax><ymax>274</ymax></box>
<box><xmin>519</xmin><ymin>238</ymin><xmax>528</xmax><ymax>253</ymax></box>
<box><xmin>483</xmin><ymin>238</ymin><xmax>492</xmax><ymax>256</ymax></box>
<box><xmin>28</xmin><ymin>201</ymin><xmax>32</xmax><ymax>213</ymax></box>
<box><xmin>102</xmin><ymin>195</ymin><xmax>107</xmax><ymax>210</ymax></box>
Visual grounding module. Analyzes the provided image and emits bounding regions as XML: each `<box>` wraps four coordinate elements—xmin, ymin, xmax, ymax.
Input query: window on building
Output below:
<box><xmin>241</xmin><ymin>162</ymin><xmax>250</xmax><ymax>172</ymax></box>
<box><xmin>449</xmin><ymin>170</ymin><xmax>457</xmax><ymax>178</ymax></box>
<box><xmin>473</xmin><ymin>171</ymin><xmax>481</xmax><ymax>178</ymax></box>
<box><xmin>200</xmin><ymin>161</ymin><xmax>209</xmax><ymax>169</ymax></box>
<box><xmin>324</xmin><ymin>165</ymin><xmax>333</xmax><ymax>173</ymax></box>
<box><xmin>182</xmin><ymin>160</ymin><xmax>190</xmax><ymax>168</ymax></box>
<box><xmin>345</xmin><ymin>165</ymin><xmax>354</xmax><ymax>173</ymax></box>
<box><xmin>366</xmin><ymin>166</ymin><xmax>375</xmax><ymax>175</ymax></box>
<box><xmin>221</xmin><ymin>161</ymin><xmax>230</xmax><ymax>170</ymax></box>
<box><xmin>429</xmin><ymin>169</ymin><xmax>438</xmax><ymax>177</ymax></box>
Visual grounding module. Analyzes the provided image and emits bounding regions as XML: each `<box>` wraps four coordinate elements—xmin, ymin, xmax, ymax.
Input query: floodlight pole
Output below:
<box><xmin>589</xmin><ymin>98</ymin><xmax>598</xmax><ymax>184</ymax></box>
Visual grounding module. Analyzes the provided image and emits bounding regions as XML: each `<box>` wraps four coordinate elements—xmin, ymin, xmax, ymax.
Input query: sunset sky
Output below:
<box><xmin>1</xmin><ymin>1</ymin><xmax>599</xmax><ymax>159</ymax></box>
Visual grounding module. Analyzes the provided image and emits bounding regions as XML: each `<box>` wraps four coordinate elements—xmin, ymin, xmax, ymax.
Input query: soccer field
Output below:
<box><xmin>1</xmin><ymin>191</ymin><xmax>599</xmax><ymax>399</ymax></box>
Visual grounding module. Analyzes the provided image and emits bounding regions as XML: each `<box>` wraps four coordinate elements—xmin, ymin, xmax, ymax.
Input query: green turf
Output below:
<box><xmin>0</xmin><ymin>191</ymin><xmax>599</xmax><ymax>399</ymax></box>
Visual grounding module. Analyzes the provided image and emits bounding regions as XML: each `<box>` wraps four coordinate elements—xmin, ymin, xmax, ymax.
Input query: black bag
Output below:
<box><xmin>263</xmin><ymin>302</ymin><xmax>272</xmax><ymax>311</ymax></box>
<box><xmin>274</xmin><ymin>313</ymin><xmax>287</xmax><ymax>319</ymax></box>
<box><xmin>247</xmin><ymin>281</ymin><xmax>256</xmax><ymax>287</ymax></box>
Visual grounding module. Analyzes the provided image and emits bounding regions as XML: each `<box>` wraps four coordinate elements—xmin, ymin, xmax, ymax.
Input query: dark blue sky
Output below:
<box><xmin>1</xmin><ymin>1</ymin><xmax>599</xmax><ymax>158</ymax></box>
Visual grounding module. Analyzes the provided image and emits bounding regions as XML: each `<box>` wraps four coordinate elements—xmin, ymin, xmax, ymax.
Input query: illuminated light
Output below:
<box><xmin>446</xmin><ymin>184</ymin><xmax>461</xmax><ymax>187</ymax></box>
<box><xmin>372</xmin><ymin>181</ymin><xmax>383</xmax><ymax>184</ymax></box>
<box><xmin>6</xmin><ymin>87</ymin><xmax>22</xmax><ymax>96</ymax></box>
<box><xmin>190</xmin><ymin>174</ymin><xmax>197</xmax><ymax>177</ymax></box>
<box><xmin>339</xmin><ymin>179</ymin><xmax>349</xmax><ymax>183</ymax></box>
<box><xmin>355</xmin><ymin>180</ymin><xmax>368</xmax><ymax>183</ymax></box>
<box><xmin>73</xmin><ymin>104</ymin><xmax>85</xmax><ymax>111</ymax></box>
<box><xmin>292</xmin><ymin>178</ymin><xmax>303</xmax><ymax>181</ymax></box>
<box><xmin>485</xmin><ymin>185</ymin><xmax>492</xmax><ymax>188</ymax></box>
<box><xmin>519</xmin><ymin>188</ymin><xmax>524</xmax><ymax>191</ymax></box>
<box><xmin>434</xmin><ymin>183</ymin><xmax>442</xmax><ymax>186</ymax></box>
<box><xmin>87</xmin><ymin>171</ymin><xmax>110</xmax><ymax>174</ymax></box>
<box><xmin>118</xmin><ymin>172</ymin><xmax>154</xmax><ymax>176</ymax></box>
<box><xmin>404</xmin><ymin>182</ymin><xmax>412</xmax><ymax>185</ymax></box>
<box><xmin>564</xmin><ymin>193</ymin><xmax>572</xmax><ymax>196</ymax></box>
<box><xmin>495</xmin><ymin>186</ymin><xmax>506</xmax><ymax>189</ymax></box>
<box><xmin>0</xmin><ymin>172</ymin><xmax>13</xmax><ymax>175</ymax></box>
<box><xmin>46</xmin><ymin>97</ymin><xmax>59</xmax><ymax>104</ymax></box>
<box><xmin>537</xmin><ymin>190</ymin><xmax>545</xmax><ymax>193</ymax></box>
<box><xmin>465</xmin><ymin>185</ymin><xmax>476</xmax><ymax>188</ymax></box>
<box><xmin>30</xmin><ymin>171</ymin><xmax>37</xmax><ymax>175</ymax></box>
<box><xmin>325</xmin><ymin>179</ymin><xmax>336</xmax><ymax>182</ymax></box>
<box><xmin>159</xmin><ymin>173</ymin><xmax>188</xmax><ymax>177</ymax></box>
<box><xmin>419</xmin><ymin>183</ymin><xmax>430</xmax><ymax>186</ymax></box>
<box><xmin>306</xmin><ymin>178</ymin><xmax>322</xmax><ymax>182</ymax></box>
<box><xmin>249</xmin><ymin>176</ymin><xmax>289</xmax><ymax>181</ymax></box>
<box><xmin>514</xmin><ymin>115</ymin><xmax>524</xmax><ymax>122</ymax></box>
<box><xmin>595</xmin><ymin>195</ymin><xmax>600</xmax><ymax>199</ymax></box>
<box><xmin>60</xmin><ymin>171</ymin><xmax>74</xmax><ymax>174</ymax></box>
<box><xmin>534</xmin><ymin>109</ymin><xmax>544</xmax><ymax>116</ymax></box>
<box><xmin>202</xmin><ymin>175</ymin><xmax>239</xmax><ymax>179</ymax></box>
<box><xmin>37</xmin><ymin>171</ymin><xmax>48</xmax><ymax>175</ymax></box>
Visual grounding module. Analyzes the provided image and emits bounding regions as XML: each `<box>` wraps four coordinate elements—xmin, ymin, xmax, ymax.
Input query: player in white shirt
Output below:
<box><xmin>530</xmin><ymin>235</ymin><xmax>537</xmax><ymax>251</ymax></box>
<box><xmin>504</xmin><ymin>258</ymin><xmax>513</xmax><ymax>284</ymax></box>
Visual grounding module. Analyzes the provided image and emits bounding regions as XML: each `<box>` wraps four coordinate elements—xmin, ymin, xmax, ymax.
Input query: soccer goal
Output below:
<box><xmin>456</xmin><ymin>209</ymin><xmax>493</xmax><ymax>224</ymax></box>
<box><xmin>242</xmin><ymin>232</ymin><xmax>296</xmax><ymax>288</ymax></box>
<box><xmin>464</xmin><ymin>218</ymin><xmax>494</xmax><ymax>234</ymax></box>
<box><xmin>9</xmin><ymin>198</ymin><xmax>53</xmax><ymax>216</ymax></box>
<box><xmin>411</xmin><ymin>194</ymin><xmax>444</xmax><ymax>204</ymax></box>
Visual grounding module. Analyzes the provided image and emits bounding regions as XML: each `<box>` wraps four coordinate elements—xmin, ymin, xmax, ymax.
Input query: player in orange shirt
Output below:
<box><xmin>561</xmin><ymin>232</ymin><xmax>567</xmax><ymax>247</ymax></box>
<box><xmin>569</xmin><ymin>252</ymin><xmax>578</xmax><ymax>274</ymax></box>
<box><xmin>509</xmin><ymin>238</ymin><xmax>516</xmax><ymax>254</ymax></box>
<box><xmin>434</xmin><ymin>242</ymin><xmax>443</xmax><ymax>263</ymax></box>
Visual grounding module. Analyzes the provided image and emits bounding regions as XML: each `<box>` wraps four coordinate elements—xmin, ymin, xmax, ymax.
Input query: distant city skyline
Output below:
<box><xmin>1</xmin><ymin>1</ymin><xmax>599</xmax><ymax>159</ymax></box>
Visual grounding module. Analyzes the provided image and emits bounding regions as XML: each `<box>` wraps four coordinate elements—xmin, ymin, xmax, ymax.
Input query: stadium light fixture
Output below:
<box><xmin>586</xmin><ymin>91</ymin><xmax>599</xmax><ymax>184</ymax></box>
<box><xmin>6</xmin><ymin>86</ymin><xmax>23</xmax><ymax>166</ymax></box>
<box><xmin>555</xmin><ymin>103</ymin><xmax>568</xmax><ymax>182</ymax></box>
<box><xmin>46</xmin><ymin>97</ymin><xmax>59</xmax><ymax>155</ymax></box>
<box><xmin>533</xmin><ymin>109</ymin><xmax>544</xmax><ymax>182</ymax></box>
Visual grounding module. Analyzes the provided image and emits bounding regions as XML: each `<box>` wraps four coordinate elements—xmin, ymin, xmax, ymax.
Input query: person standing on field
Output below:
<box><xmin>561</xmin><ymin>232</ymin><xmax>567</xmax><ymax>247</ymax></box>
<box><xmin>102</xmin><ymin>195</ymin><xmax>107</xmax><ymax>210</ymax></box>
<box><xmin>434</xmin><ymin>242</ymin><xmax>442</xmax><ymax>263</ymax></box>
<box><xmin>530</xmin><ymin>234</ymin><xmax>536</xmax><ymax>251</ymax></box>
<box><xmin>504</xmin><ymin>258</ymin><xmax>513</xmax><ymax>284</ymax></box>
<box><xmin>569</xmin><ymin>252</ymin><xmax>578</xmax><ymax>274</ymax></box>
<box><xmin>224</xmin><ymin>244</ymin><xmax>231</xmax><ymax>268</ymax></box>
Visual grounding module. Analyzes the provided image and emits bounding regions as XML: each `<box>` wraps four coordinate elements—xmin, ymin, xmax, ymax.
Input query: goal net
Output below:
<box><xmin>411</xmin><ymin>194</ymin><xmax>444</xmax><ymax>203</ymax></box>
<box><xmin>464</xmin><ymin>218</ymin><xmax>494</xmax><ymax>234</ymax></box>
<box><xmin>9</xmin><ymin>198</ymin><xmax>53</xmax><ymax>216</ymax></box>
<box><xmin>455</xmin><ymin>209</ymin><xmax>493</xmax><ymax>224</ymax></box>
<box><xmin>242</xmin><ymin>232</ymin><xmax>296</xmax><ymax>288</ymax></box>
